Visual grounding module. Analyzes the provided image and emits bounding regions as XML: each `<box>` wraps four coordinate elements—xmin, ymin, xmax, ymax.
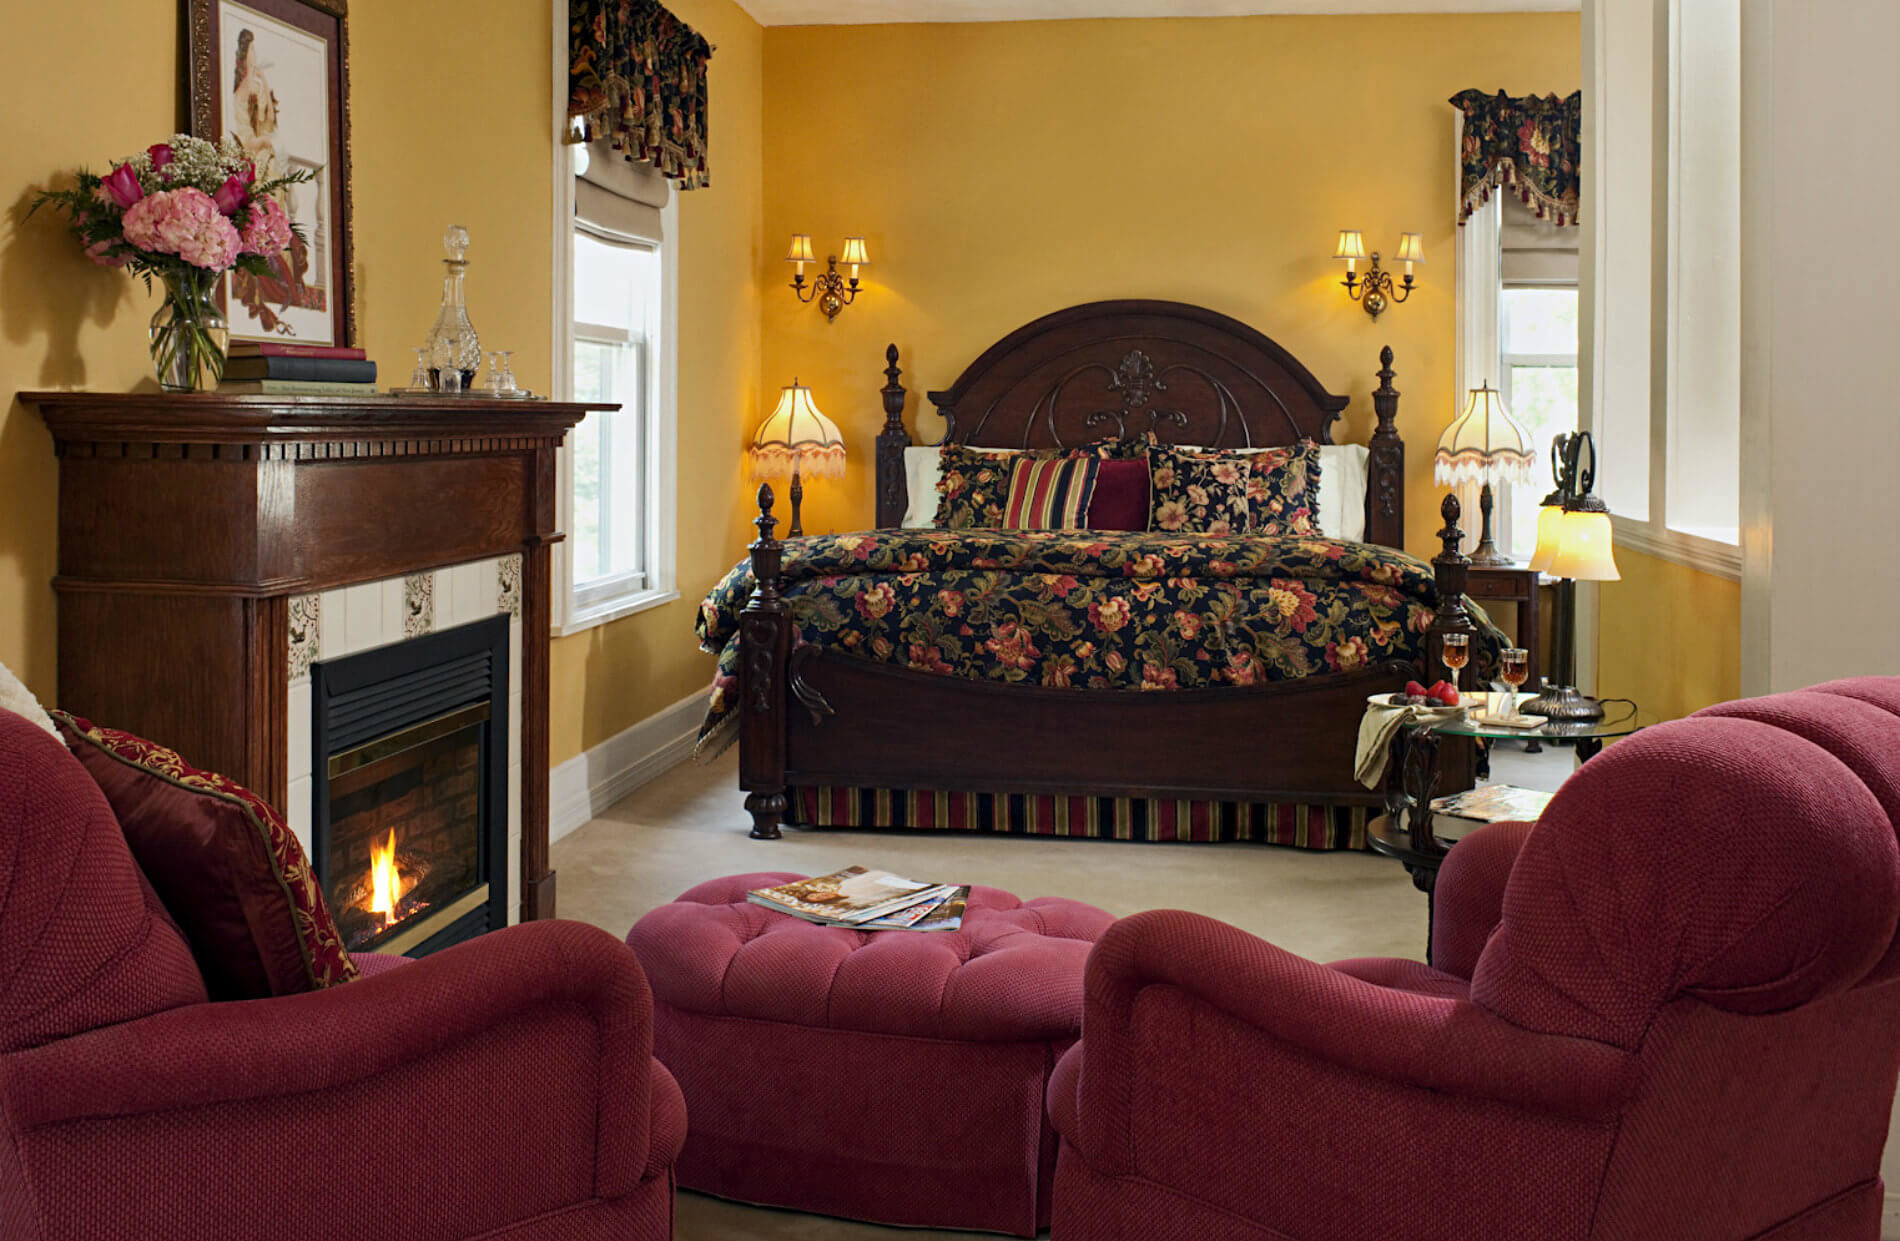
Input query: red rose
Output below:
<box><xmin>212</xmin><ymin>174</ymin><xmax>248</xmax><ymax>216</ymax></box>
<box><xmin>146</xmin><ymin>143</ymin><xmax>174</xmax><ymax>172</ymax></box>
<box><xmin>100</xmin><ymin>164</ymin><xmax>144</xmax><ymax>209</ymax></box>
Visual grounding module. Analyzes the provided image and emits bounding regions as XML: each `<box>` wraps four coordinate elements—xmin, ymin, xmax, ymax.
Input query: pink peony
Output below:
<box><xmin>100</xmin><ymin>164</ymin><xmax>144</xmax><ymax>209</ymax></box>
<box><xmin>212</xmin><ymin>174</ymin><xmax>248</xmax><ymax>216</ymax></box>
<box><xmin>122</xmin><ymin>187</ymin><xmax>242</xmax><ymax>270</ymax></box>
<box><xmin>239</xmin><ymin>194</ymin><xmax>292</xmax><ymax>256</ymax></box>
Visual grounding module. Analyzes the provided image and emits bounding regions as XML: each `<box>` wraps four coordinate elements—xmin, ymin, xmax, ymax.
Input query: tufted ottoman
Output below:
<box><xmin>625</xmin><ymin>872</ymin><xmax>1113</xmax><ymax>1236</ymax></box>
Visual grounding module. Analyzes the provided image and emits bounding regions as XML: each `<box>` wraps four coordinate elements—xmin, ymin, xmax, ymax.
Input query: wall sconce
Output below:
<box><xmin>1334</xmin><ymin>229</ymin><xmax>1423</xmax><ymax>319</ymax></box>
<box><xmin>787</xmin><ymin>234</ymin><xmax>870</xmax><ymax>321</ymax></box>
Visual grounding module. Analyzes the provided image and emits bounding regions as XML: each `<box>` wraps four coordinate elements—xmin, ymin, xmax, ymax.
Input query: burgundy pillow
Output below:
<box><xmin>1087</xmin><ymin>458</ymin><xmax>1151</xmax><ymax>531</ymax></box>
<box><xmin>54</xmin><ymin>711</ymin><xmax>359</xmax><ymax>1000</ymax></box>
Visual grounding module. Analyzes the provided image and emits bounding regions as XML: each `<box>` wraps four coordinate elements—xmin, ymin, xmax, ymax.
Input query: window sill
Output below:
<box><xmin>553</xmin><ymin>586</ymin><xmax>680</xmax><ymax>637</ymax></box>
<box><xmin>1609</xmin><ymin>517</ymin><xmax>1741</xmax><ymax>582</ymax></box>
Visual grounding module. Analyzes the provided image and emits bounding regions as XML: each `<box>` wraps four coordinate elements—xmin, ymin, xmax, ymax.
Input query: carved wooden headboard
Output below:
<box><xmin>874</xmin><ymin>299</ymin><xmax>1406</xmax><ymax>547</ymax></box>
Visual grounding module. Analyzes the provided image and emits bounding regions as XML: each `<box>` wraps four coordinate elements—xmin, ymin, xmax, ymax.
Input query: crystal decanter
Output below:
<box><xmin>425</xmin><ymin>225</ymin><xmax>480</xmax><ymax>391</ymax></box>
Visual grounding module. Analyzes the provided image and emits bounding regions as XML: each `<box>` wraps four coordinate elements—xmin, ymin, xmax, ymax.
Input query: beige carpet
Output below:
<box><xmin>552</xmin><ymin>747</ymin><xmax>1900</xmax><ymax>1240</ymax></box>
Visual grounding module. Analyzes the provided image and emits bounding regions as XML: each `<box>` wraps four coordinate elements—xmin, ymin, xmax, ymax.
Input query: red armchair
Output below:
<box><xmin>1049</xmin><ymin>677</ymin><xmax>1900</xmax><ymax>1241</ymax></box>
<box><xmin>0</xmin><ymin>710</ymin><xmax>685</xmax><ymax>1241</ymax></box>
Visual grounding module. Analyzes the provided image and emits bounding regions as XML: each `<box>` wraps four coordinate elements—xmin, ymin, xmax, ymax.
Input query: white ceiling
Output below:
<box><xmin>737</xmin><ymin>0</ymin><xmax>1576</xmax><ymax>26</ymax></box>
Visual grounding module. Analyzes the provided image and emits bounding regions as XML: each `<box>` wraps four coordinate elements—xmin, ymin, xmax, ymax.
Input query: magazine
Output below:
<box><xmin>747</xmin><ymin>867</ymin><xmax>956</xmax><ymax>927</ymax></box>
<box><xmin>859</xmin><ymin>886</ymin><xmax>969</xmax><ymax>932</ymax></box>
<box><xmin>1430</xmin><ymin>784</ymin><xmax>1554</xmax><ymax>824</ymax></box>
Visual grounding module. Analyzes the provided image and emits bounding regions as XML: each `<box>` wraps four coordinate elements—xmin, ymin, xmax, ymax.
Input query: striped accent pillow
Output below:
<box><xmin>1001</xmin><ymin>455</ymin><xmax>1101</xmax><ymax>530</ymax></box>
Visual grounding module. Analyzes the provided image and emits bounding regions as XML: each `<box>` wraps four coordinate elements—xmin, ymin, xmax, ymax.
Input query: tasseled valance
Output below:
<box><xmin>1450</xmin><ymin>89</ymin><xmax>1582</xmax><ymax>227</ymax></box>
<box><xmin>569</xmin><ymin>0</ymin><xmax>712</xmax><ymax>191</ymax></box>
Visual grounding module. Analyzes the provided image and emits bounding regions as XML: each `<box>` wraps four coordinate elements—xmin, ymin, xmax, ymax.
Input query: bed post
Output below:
<box><xmin>875</xmin><ymin>344</ymin><xmax>911</xmax><ymax>528</ymax></box>
<box><xmin>1429</xmin><ymin>493</ymin><xmax>1478</xmax><ymax>674</ymax></box>
<box><xmin>740</xmin><ymin>484</ymin><xmax>791</xmax><ymax>840</ymax></box>
<box><xmin>1365</xmin><ymin>346</ymin><xmax>1405</xmax><ymax>549</ymax></box>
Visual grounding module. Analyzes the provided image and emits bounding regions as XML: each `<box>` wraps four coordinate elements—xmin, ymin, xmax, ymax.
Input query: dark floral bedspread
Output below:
<box><xmin>695</xmin><ymin>530</ymin><xmax>1503</xmax><ymax>756</ymax></box>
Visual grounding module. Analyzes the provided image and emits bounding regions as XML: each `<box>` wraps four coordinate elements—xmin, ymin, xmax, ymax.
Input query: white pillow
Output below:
<box><xmin>900</xmin><ymin>445</ymin><xmax>1025</xmax><ymax>528</ymax></box>
<box><xmin>0</xmin><ymin>660</ymin><xmax>58</xmax><ymax>739</ymax></box>
<box><xmin>1316</xmin><ymin>443</ymin><xmax>1369</xmax><ymax>541</ymax></box>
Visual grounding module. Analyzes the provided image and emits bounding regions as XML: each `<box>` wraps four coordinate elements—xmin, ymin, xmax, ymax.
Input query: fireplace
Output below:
<box><xmin>311</xmin><ymin>616</ymin><xmax>510</xmax><ymax>956</ymax></box>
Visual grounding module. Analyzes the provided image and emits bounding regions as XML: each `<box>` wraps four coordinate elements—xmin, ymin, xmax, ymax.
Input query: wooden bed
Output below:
<box><xmin>736</xmin><ymin>299</ymin><xmax>1476</xmax><ymax>840</ymax></box>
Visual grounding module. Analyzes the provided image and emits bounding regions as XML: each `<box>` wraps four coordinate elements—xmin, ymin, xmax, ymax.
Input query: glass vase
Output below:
<box><xmin>148</xmin><ymin>268</ymin><xmax>229</xmax><ymax>393</ymax></box>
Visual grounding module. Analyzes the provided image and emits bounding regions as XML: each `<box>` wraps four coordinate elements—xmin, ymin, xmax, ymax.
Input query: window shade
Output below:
<box><xmin>1501</xmin><ymin>195</ymin><xmax>1578</xmax><ymax>286</ymax></box>
<box><xmin>576</xmin><ymin>139</ymin><xmax>668</xmax><ymax>243</ymax></box>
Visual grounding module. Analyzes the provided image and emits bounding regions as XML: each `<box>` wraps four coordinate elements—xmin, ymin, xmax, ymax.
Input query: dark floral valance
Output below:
<box><xmin>1450</xmin><ymin>89</ymin><xmax>1582</xmax><ymax>226</ymax></box>
<box><xmin>569</xmin><ymin>0</ymin><xmax>712</xmax><ymax>191</ymax></box>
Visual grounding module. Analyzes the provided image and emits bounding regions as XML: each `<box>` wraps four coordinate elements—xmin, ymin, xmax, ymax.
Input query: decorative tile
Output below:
<box><xmin>497</xmin><ymin>554</ymin><xmax>522</xmax><ymax>618</ymax></box>
<box><xmin>288</xmin><ymin>595</ymin><xmax>321</xmax><ymax>678</ymax></box>
<box><xmin>403</xmin><ymin>572</ymin><xmax>435</xmax><ymax>638</ymax></box>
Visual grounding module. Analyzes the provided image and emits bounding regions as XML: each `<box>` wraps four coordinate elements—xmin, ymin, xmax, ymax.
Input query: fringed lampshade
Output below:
<box><xmin>1434</xmin><ymin>383</ymin><xmax>1538</xmax><ymax>566</ymax></box>
<box><xmin>749</xmin><ymin>382</ymin><xmax>846</xmax><ymax>482</ymax></box>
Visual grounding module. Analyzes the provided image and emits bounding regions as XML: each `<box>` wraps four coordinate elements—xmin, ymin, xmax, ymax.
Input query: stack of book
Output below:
<box><xmin>1427</xmin><ymin>784</ymin><xmax>1554</xmax><ymax>842</ymax></box>
<box><xmin>221</xmin><ymin>343</ymin><xmax>377</xmax><ymax>396</ymax></box>
<box><xmin>747</xmin><ymin>866</ymin><xmax>969</xmax><ymax>932</ymax></box>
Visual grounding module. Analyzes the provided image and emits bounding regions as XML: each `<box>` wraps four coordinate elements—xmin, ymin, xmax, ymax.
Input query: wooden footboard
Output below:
<box><xmin>737</xmin><ymin>488</ymin><xmax>1481</xmax><ymax>841</ymax></box>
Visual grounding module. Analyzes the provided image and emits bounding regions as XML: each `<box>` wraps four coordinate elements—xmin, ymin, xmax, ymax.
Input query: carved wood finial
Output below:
<box><xmin>755</xmin><ymin>483</ymin><xmax>777</xmax><ymax>543</ymax></box>
<box><xmin>1377</xmin><ymin>345</ymin><xmax>1396</xmax><ymax>394</ymax></box>
<box><xmin>880</xmin><ymin>343</ymin><xmax>906</xmax><ymax>432</ymax></box>
<box><xmin>1436</xmin><ymin>493</ymin><xmax>1467</xmax><ymax>564</ymax></box>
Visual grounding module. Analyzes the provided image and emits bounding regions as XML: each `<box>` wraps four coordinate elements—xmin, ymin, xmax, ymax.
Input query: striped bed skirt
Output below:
<box><xmin>788</xmin><ymin>786</ymin><xmax>1372</xmax><ymax>851</ymax></box>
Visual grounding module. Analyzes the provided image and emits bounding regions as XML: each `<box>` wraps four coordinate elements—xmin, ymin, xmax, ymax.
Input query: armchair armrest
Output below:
<box><xmin>1073</xmin><ymin>909</ymin><xmax>1636</xmax><ymax>1175</ymax></box>
<box><xmin>1431</xmin><ymin>818</ymin><xmax>1536</xmax><ymax>978</ymax></box>
<box><xmin>0</xmin><ymin>920</ymin><xmax>662</xmax><ymax>1241</ymax></box>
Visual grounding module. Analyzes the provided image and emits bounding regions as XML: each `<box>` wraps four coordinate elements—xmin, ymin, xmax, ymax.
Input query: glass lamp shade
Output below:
<box><xmin>1527</xmin><ymin>500</ymin><xmax>1568</xmax><ymax>574</ymax></box>
<box><xmin>1546</xmin><ymin>509</ymin><xmax>1620</xmax><ymax>581</ymax></box>
<box><xmin>1395</xmin><ymin>232</ymin><xmax>1426</xmax><ymax>264</ymax></box>
<box><xmin>749</xmin><ymin>383</ymin><xmax>847</xmax><ymax>481</ymax></box>
<box><xmin>839</xmin><ymin>236</ymin><xmax>870</xmax><ymax>267</ymax></box>
<box><xmin>785</xmin><ymin>233</ymin><xmax>816</xmax><ymax>265</ymax></box>
<box><xmin>1333</xmin><ymin>229</ymin><xmax>1368</xmax><ymax>261</ymax></box>
<box><xmin>1433</xmin><ymin>383</ymin><xmax>1538</xmax><ymax>487</ymax></box>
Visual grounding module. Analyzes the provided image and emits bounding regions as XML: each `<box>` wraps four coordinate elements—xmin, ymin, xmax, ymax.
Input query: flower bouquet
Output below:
<box><xmin>32</xmin><ymin>134</ymin><xmax>309</xmax><ymax>392</ymax></box>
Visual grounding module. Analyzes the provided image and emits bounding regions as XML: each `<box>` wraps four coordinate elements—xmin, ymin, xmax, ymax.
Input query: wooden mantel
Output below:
<box><xmin>20</xmin><ymin>391</ymin><xmax>602</xmax><ymax>922</ymax></box>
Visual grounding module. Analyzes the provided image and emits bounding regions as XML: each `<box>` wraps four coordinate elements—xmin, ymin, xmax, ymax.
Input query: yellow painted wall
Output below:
<box><xmin>759</xmin><ymin>13</ymin><xmax>1581</xmax><ymax>561</ymax></box>
<box><xmin>1596</xmin><ymin>547</ymin><xmax>1740</xmax><ymax>720</ymax></box>
<box><xmin>0</xmin><ymin>0</ymin><xmax>762</xmax><ymax>766</ymax></box>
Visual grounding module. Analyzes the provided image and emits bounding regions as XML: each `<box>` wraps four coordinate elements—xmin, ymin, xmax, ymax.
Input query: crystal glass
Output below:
<box><xmin>148</xmin><ymin>268</ymin><xmax>229</xmax><ymax>392</ymax></box>
<box><xmin>1440</xmin><ymin>632</ymin><xmax>1470</xmax><ymax>696</ymax></box>
<box><xmin>408</xmin><ymin>346</ymin><xmax>431</xmax><ymax>390</ymax></box>
<box><xmin>484</xmin><ymin>351</ymin><xmax>507</xmax><ymax>394</ymax></box>
<box><xmin>495</xmin><ymin>350</ymin><xmax>516</xmax><ymax>393</ymax></box>
<box><xmin>1499</xmin><ymin>646</ymin><xmax>1530</xmax><ymax>717</ymax></box>
<box><xmin>425</xmin><ymin>225</ymin><xmax>480</xmax><ymax>391</ymax></box>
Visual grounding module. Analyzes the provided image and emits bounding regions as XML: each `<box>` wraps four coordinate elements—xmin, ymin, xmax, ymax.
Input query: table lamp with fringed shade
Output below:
<box><xmin>1433</xmin><ymin>383</ymin><xmax>1538</xmax><ymax>566</ymax></box>
<box><xmin>749</xmin><ymin>380</ymin><xmax>845</xmax><ymax>538</ymax></box>
<box><xmin>1521</xmin><ymin>431</ymin><xmax>1619</xmax><ymax>722</ymax></box>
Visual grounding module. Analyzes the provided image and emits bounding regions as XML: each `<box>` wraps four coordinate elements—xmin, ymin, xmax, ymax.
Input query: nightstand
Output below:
<box><xmin>1463</xmin><ymin>563</ymin><xmax>1543</xmax><ymax>692</ymax></box>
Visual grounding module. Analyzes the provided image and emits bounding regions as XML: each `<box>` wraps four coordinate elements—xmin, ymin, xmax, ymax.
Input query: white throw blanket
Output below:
<box><xmin>1354</xmin><ymin>701</ymin><xmax>1466</xmax><ymax>789</ymax></box>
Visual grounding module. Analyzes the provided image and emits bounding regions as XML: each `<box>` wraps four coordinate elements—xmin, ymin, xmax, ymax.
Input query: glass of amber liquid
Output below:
<box><xmin>1441</xmin><ymin>632</ymin><xmax>1470</xmax><ymax>698</ymax></box>
<box><xmin>1499</xmin><ymin>646</ymin><xmax>1530</xmax><ymax>717</ymax></box>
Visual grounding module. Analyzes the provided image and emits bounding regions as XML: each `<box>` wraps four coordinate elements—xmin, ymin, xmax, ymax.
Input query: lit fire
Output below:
<box><xmin>370</xmin><ymin>829</ymin><xmax>405</xmax><ymax>930</ymax></box>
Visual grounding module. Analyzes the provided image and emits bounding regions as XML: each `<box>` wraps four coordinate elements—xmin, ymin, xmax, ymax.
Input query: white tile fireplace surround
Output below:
<box><xmin>285</xmin><ymin>554</ymin><xmax>525</xmax><ymax>927</ymax></box>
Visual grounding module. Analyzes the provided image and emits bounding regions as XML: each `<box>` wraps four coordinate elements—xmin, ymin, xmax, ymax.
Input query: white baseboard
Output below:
<box><xmin>548</xmin><ymin>691</ymin><xmax>704</xmax><ymax>842</ymax></box>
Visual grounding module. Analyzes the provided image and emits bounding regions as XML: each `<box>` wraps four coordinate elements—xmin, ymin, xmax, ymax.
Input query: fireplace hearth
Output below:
<box><xmin>312</xmin><ymin>616</ymin><xmax>509</xmax><ymax>957</ymax></box>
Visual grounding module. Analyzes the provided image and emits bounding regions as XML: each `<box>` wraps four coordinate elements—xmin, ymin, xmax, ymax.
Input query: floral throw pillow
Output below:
<box><xmin>1242</xmin><ymin>441</ymin><xmax>1324</xmax><ymax>536</ymax></box>
<box><xmin>1149</xmin><ymin>442</ymin><xmax>1251</xmax><ymax>535</ymax></box>
<box><xmin>933</xmin><ymin>445</ymin><xmax>1022</xmax><ymax>529</ymax></box>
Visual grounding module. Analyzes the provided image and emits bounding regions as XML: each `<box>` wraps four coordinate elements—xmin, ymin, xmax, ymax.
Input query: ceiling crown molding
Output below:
<box><xmin>738</xmin><ymin>0</ymin><xmax>1577</xmax><ymax>27</ymax></box>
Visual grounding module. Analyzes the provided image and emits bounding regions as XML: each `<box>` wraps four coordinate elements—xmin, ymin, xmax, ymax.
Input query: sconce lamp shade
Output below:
<box><xmin>785</xmin><ymin>233</ymin><xmax>817</xmax><ymax>265</ymax></box>
<box><xmin>1546</xmin><ymin>508</ymin><xmax>1620</xmax><ymax>581</ymax></box>
<box><xmin>839</xmin><ymin>236</ymin><xmax>870</xmax><ymax>267</ymax></box>
<box><xmin>749</xmin><ymin>382</ymin><xmax>847</xmax><ymax>480</ymax></box>
<box><xmin>1433</xmin><ymin>383</ymin><xmax>1538</xmax><ymax>487</ymax></box>
<box><xmin>1395</xmin><ymin>232</ymin><xmax>1426</xmax><ymax>264</ymax></box>
<box><xmin>1333</xmin><ymin>230</ymin><xmax>1368</xmax><ymax>261</ymax></box>
<box><xmin>1527</xmin><ymin>498</ymin><xmax>1568</xmax><ymax>574</ymax></box>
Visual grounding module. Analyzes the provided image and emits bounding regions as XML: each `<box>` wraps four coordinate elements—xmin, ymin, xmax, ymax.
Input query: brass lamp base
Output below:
<box><xmin>1519</xmin><ymin>684</ymin><xmax>1606</xmax><ymax>722</ymax></box>
<box><xmin>1467</xmin><ymin>480</ymin><xmax>1515</xmax><ymax>567</ymax></box>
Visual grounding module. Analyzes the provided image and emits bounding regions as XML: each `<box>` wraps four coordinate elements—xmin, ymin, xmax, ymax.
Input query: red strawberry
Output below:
<box><xmin>1426</xmin><ymin>680</ymin><xmax>1448</xmax><ymax>697</ymax></box>
<box><xmin>1405</xmin><ymin>681</ymin><xmax>1426</xmax><ymax>698</ymax></box>
<box><xmin>1435</xmin><ymin>684</ymin><xmax>1462</xmax><ymax>707</ymax></box>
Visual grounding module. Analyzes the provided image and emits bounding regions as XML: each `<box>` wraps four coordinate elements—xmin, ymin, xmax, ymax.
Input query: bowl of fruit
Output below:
<box><xmin>1369</xmin><ymin>680</ymin><xmax>1470</xmax><ymax>712</ymax></box>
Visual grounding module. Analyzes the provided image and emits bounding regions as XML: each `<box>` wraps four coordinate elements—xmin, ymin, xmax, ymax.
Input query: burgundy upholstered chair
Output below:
<box><xmin>0</xmin><ymin>710</ymin><xmax>686</xmax><ymax>1241</ymax></box>
<box><xmin>1049</xmin><ymin>677</ymin><xmax>1900</xmax><ymax>1241</ymax></box>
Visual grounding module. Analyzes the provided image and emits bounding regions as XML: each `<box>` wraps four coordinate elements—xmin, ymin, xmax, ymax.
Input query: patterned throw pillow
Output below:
<box><xmin>1148</xmin><ymin>442</ymin><xmax>1251</xmax><ymax>535</ymax></box>
<box><xmin>1002</xmin><ymin>455</ymin><xmax>1101</xmax><ymax>529</ymax></box>
<box><xmin>1241</xmin><ymin>440</ymin><xmax>1324</xmax><ymax>536</ymax></box>
<box><xmin>53</xmin><ymin>711</ymin><xmax>359</xmax><ymax>999</ymax></box>
<box><xmin>933</xmin><ymin>445</ymin><xmax>1021</xmax><ymax>529</ymax></box>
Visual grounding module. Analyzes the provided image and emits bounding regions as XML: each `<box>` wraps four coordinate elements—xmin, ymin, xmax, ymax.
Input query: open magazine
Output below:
<box><xmin>1430</xmin><ymin>784</ymin><xmax>1553</xmax><ymax>824</ymax></box>
<box><xmin>748</xmin><ymin>867</ymin><xmax>968</xmax><ymax>932</ymax></box>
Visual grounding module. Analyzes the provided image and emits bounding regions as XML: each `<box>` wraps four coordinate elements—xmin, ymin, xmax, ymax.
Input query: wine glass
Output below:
<box><xmin>495</xmin><ymin>350</ymin><xmax>517</xmax><ymax>394</ymax></box>
<box><xmin>1499</xmin><ymin>646</ymin><xmax>1529</xmax><ymax>717</ymax></box>
<box><xmin>408</xmin><ymin>346</ymin><xmax>431</xmax><ymax>391</ymax></box>
<box><xmin>1440</xmin><ymin>632</ymin><xmax>1470</xmax><ymax>700</ymax></box>
<box><xmin>484</xmin><ymin>351</ymin><xmax>508</xmax><ymax>395</ymax></box>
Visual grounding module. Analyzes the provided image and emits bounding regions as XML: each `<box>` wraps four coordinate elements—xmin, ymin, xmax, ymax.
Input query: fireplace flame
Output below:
<box><xmin>370</xmin><ymin>829</ymin><xmax>401</xmax><ymax>928</ymax></box>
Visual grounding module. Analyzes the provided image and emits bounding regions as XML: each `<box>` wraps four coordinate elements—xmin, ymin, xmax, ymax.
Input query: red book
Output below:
<box><xmin>227</xmin><ymin>342</ymin><xmax>368</xmax><ymax>360</ymax></box>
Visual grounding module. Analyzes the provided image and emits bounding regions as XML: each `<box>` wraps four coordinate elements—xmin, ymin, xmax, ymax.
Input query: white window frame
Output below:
<box><xmin>1497</xmin><ymin>286</ymin><xmax>1581</xmax><ymax>564</ymax></box>
<box><xmin>549</xmin><ymin>0</ymin><xmax>679</xmax><ymax>635</ymax></box>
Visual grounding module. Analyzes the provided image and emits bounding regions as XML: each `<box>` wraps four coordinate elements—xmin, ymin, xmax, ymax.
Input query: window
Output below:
<box><xmin>1499</xmin><ymin>287</ymin><xmax>1580</xmax><ymax>562</ymax></box>
<box><xmin>569</xmin><ymin>229</ymin><xmax>658</xmax><ymax>614</ymax></box>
